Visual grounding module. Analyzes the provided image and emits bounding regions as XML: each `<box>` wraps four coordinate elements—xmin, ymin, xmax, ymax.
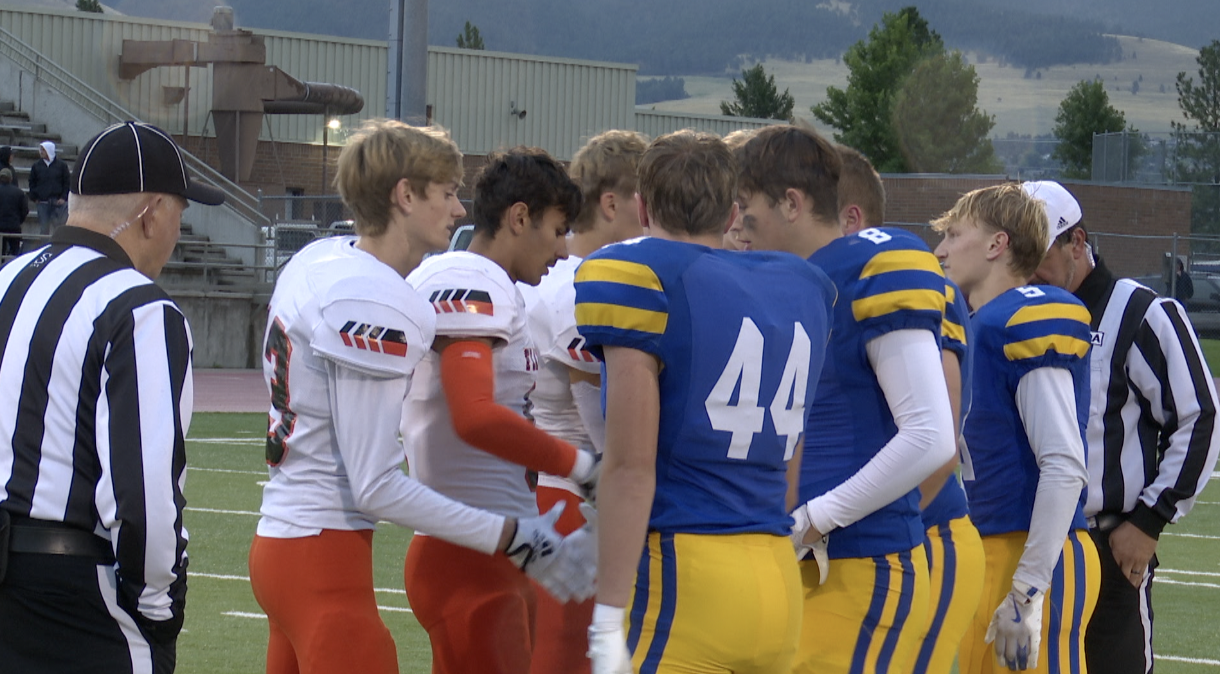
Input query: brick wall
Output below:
<box><xmin>880</xmin><ymin>176</ymin><xmax>1193</xmax><ymax>278</ymax></box>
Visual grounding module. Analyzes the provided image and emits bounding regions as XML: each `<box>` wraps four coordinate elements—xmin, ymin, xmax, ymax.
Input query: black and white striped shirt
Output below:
<box><xmin>0</xmin><ymin>226</ymin><xmax>192</xmax><ymax>633</ymax></box>
<box><xmin>1075</xmin><ymin>257</ymin><xmax>1220</xmax><ymax>537</ymax></box>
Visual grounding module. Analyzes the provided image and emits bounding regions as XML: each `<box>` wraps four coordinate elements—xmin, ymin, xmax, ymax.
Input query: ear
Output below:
<box><xmin>839</xmin><ymin>204</ymin><xmax>863</xmax><ymax>234</ymax></box>
<box><xmin>1069</xmin><ymin>228</ymin><xmax>1088</xmax><ymax>259</ymax></box>
<box><xmin>505</xmin><ymin>202</ymin><xmax>530</xmax><ymax>235</ymax></box>
<box><xmin>779</xmin><ymin>188</ymin><xmax>804</xmax><ymax>223</ymax></box>
<box><xmin>391</xmin><ymin>178</ymin><xmax>415</xmax><ymax>215</ymax></box>
<box><xmin>598</xmin><ymin>191</ymin><xmax>617</xmax><ymax>223</ymax></box>
<box><xmin>985</xmin><ymin>229</ymin><xmax>1009</xmax><ymax>262</ymax></box>
<box><xmin>636</xmin><ymin>194</ymin><xmax>652</xmax><ymax>232</ymax></box>
<box><xmin>140</xmin><ymin>195</ymin><xmax>165</xmax><ymax>239</ymax></box>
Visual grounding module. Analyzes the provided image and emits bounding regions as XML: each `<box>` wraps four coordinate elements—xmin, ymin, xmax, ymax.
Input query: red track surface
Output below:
<box><xmin>194</xmin><ymin>369</ymin><xmax>267</xmax><ymax>413</ymax></box>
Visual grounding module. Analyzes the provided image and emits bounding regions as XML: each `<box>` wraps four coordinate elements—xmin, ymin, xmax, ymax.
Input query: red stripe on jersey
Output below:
<box><xmin>340</xmin><ymin>332</ymin><xmax>354</xmax><ymax>347</ymax></box>
<box><xmin>380</xmin><ymin>340</ymin><xmax>408</xmax><ymax>357</ymax></box>
<box><xmin>353</xmin><ymin>334</ymin><xmax>368</xmax><ymax>349</ymax></box>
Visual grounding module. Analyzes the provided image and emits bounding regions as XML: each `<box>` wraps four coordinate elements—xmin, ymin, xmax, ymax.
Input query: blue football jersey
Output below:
<box><xmin>804</xmin><ymin>227</ymin><xmax>947</xmax><ymax>559</ymax></box>
<box><xmin>574</xmin><ymin>237</ymin><xmax>835</xmax><ymax>536</ymax></box>
<box><xmin>962</xmin><ymin>285</ymin><xmax>1091</xmax><ymax>536</ymax></box>
<box><xmin>922</xmin><ymin>279</ymin><xmax>973</xmax><ymax>530</ymax></box>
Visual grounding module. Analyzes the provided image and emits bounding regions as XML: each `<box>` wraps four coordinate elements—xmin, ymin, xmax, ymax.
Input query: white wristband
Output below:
<box><xmin>569</xmin><ymin>448</ymin><xmax>595</xmax><ymax>482</ymax></box>
<box><xmin>592</xmin><ymin>603</ymin><xmax>625</xmax><ymax>629</ymax></box>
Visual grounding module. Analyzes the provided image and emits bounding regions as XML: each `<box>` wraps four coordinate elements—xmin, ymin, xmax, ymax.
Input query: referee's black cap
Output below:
<box><xmin>71</xmin><ymin>121</ymin><xmax>226</xmax><ymax>206</ymax></box>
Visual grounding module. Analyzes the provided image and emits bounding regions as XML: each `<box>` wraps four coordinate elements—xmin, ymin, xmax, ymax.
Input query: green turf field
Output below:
<box><xmin>180</xmin><ymin>412</ymin><xmax>1220</xmax><ymax>673</ymax></box>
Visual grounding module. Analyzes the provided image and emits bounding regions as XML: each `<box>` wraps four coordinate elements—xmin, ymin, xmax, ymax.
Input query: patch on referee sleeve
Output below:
<box><xmin>338</xmin><ymin>321</ymin><xmax>408</xmax><ymax>357</ymax></box>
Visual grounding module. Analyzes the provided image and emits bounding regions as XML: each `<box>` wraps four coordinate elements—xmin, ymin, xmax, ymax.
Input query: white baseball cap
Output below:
<box><xmin>1021</xmin><ymin>181</ymin><xmax>1081</xmax><ymax>250</ymax></box>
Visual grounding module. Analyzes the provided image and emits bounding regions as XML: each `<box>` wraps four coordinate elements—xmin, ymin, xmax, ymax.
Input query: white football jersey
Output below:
<box><xmin>404</xmin><ymin>251</ymin><xmax>541</xmax><ymax>520</ymax></box>
<box><xmin>257</xmin><ymin>236</ymin><xmax>434</xmax><ymax>536</ymax></box>
<box><xmin>523</xmin><ymin>256</ymin><xmax>602</xmax><ymax>492</ymax></box>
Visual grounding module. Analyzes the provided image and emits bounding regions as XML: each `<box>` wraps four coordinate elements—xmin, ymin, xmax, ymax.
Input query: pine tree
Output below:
<box><xmin>456</xmin><ymin>21</ymin><xmax>484</xmax><ymax>50</ymax></box>
<box><xmin>719</xmin><ymin>64</ymin><xmax>795</xmax><ymax>121</ymax></box>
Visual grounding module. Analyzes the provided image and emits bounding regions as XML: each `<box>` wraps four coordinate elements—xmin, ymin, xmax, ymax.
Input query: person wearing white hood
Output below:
<box><xmin>29</xmin><ymin>139</ymin><xmax>71</xmax><ymax>237</ymax></box>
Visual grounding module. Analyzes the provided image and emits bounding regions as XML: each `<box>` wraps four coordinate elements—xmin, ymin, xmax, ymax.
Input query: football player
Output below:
<box><xmin>836</xmin><ymin>145</ymin><xmax>986</xmax><ymax>674</ymax></box>
<box><xmin>736</xmin><ymin>125</ymin><xmax>956</xmax><ymax>674</ymax></box>
<box><xmin>402</xmin><ymin>147</ymin><xmax>601</xmax><ymax>674</ymax></box>
<box><xmin>524</xmin><ymin>129</ymin><xmax>648</xmax><ymax>674</ymax></box>
<box><xmin>578</xmin><ymin>130</ymin><xmax>836</xmax><ymax>673</ymax></box>
<box><xmin>249</xmin><ymin>120</ymin><xmax>589</xmax><ymax>674</ymax></box>
<box><xmin>932</xmin><ymin>183</ymin><xmax>1099</xmax><ymax>673</ymax></box>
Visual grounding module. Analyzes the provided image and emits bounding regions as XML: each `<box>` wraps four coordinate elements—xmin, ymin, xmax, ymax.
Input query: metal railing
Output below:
<box><xmin>0</xmin><ymin>25</ymin><xmax>268</xmax><ymax>227</ymax></box>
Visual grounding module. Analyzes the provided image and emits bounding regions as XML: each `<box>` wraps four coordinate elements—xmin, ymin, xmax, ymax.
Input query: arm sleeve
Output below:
<box><xmin>1012</xmin><ymin>367</ymin><xmax>1089</xmax><ymax>590</ymax></box>
<box><xmin>441</xmin><ymin>340</ymin><xmax>580</xmax><ymax>477</ymax></box>
<box><xmin>103</xmin><ymin>301</ymin><xmax>192</xmax><ymax>642</ymax></box>
<box><xmin>1126</xmin><ymin>298</ymin><xmax>1220</xmax><ymax>536</ymax></box>
<box><xmin>327</xmin><ymin>359</ymin><xmax>504</xmax><ymax>554</ymax></box>
<box><xmin>571</xmin><ymin>377</ymin><xmax>607</xmax><ymax>454</ymax></box>
<box><xmin>805</xmin><ymin>329</ymin><xmax>956</xmax><ymax>534</ymax></box>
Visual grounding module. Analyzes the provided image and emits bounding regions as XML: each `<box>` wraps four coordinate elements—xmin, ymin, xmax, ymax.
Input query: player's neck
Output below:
<box><xmin>569</xmin><ymin>227</ymin><xmax>618</xmax><ymax>259</ymax></box>
<box><xmin>354</xmin><ymin>233</ymin><xmax>421</xmax><ymax>277</ymax></box>
<box><xmin>793</xmin><ymin>219</ymin><xmax>842</xmax><ymax>259</ymax></box>
<box><xmin>647</xmin><ymin>223</ymin><xmax>721</xmax><ymax>248</ymax></box>
<box><xmin>969</xmin><ymin>269</ymin><xmax>1028</xmax><ymax>311</ymax></box>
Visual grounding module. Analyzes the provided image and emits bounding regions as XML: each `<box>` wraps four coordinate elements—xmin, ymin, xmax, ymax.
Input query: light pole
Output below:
<box><xmin>321</xmin><ymin>113</ymin><xmax>341</xmax><ymax>194</ymax></box>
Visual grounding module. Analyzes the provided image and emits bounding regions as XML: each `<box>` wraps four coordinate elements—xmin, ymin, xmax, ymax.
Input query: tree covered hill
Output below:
<box><xmin>101</xmin><ymin>0</ymin><xmax>1216</xmax><ymax>76</ymax></box>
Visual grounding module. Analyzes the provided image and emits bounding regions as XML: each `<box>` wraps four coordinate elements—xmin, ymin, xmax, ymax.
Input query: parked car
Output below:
<box><xmin>1132</xmin><ymin>274</ymin><xmax>1220</xmax><ymax>338</ymax></box>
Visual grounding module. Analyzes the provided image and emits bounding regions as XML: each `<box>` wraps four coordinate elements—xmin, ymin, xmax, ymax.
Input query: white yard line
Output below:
<box><xmin>1160</xmin><ymin>568</ymin><xmax>1220</xmax><ymax>578</ymax></box>
<box><xmin>1160</xmin><ymin>655</ymin><xmax>1220</xmax><ymax>667</ymax></box>
<box><xmin>185</xmin><ymin>506</ymin><xmax>261</xmax><ymax>517</ymax></box>
<box><xmin>1162</xmin><ymin>531</ymin><xmax>1220</xmax><ymax>541</ymax></box>
<box><xmin>1157</xmin><ymin>578</ymin><xmax>1220</xmax><ymax>590</ymax></box>
<box><xmin>187</xmin><ymin>466</ymin><xmax>266</xmax><ymax>476</ymax></box>
<box><xmin>192</xmin><ymin>571</ymin><xmax>406</xmax><ymax>595</ymax></box>
<box><xmin>188</xmin><ymin>438</ymin><xmax>265</xmax><ymax>446</ymax></box>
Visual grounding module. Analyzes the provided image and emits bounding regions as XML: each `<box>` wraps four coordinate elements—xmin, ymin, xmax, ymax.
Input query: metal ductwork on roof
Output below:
<box><xmin>118</xmin><ymin>6</ymin><xmax>364</xmax><ymax>182</ymax></box>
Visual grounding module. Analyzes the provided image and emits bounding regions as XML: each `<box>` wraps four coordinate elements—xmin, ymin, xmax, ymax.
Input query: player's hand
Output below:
<box><xmin>1109</xmin><ymin>521</ymin><xmax>1157</xmax><ymax>588</ymax></box>
<box><xmin>588</xmin><ymin>604</ymin><xmax>633</xmax><ymax>674</ymax></box>
<box><xmin>506</xmin><ymin>501</ymin><xmax>571</xmax><ymax>600</ymax></box>
<box><xmin>790</xmin><ymin>504</ymin><xmax>830</xmax><ymax>585</ymax></box>
<box><xmin>984</xmin><ymin>580</ymin><xmax>1044</xmax><ymax>670</ymax></box>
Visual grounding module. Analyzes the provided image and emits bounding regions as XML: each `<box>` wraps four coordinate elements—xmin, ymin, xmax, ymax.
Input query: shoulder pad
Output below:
<box><xmin>1001</xmin><ymin>286</ymin><xmax>1091</xmax><ymax>366</ymax></box>
<box><xmin>530</xmin><ymin>280</ymin><xmax>600</xmax><ymax>373</ymax></box>
<box><xmin>410</xmin><ymin>258</ymin><xmax>517</xmax><ymax>341</ymax></box>
<box><xmin>311</xmin><ymin>275</ymin><xmax>433</xmax><ymax>378</ymax></box>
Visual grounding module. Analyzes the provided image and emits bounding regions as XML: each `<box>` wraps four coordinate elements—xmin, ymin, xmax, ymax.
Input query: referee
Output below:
<box><xmin>1029</xmin><ymin>180</ymin><xmax>1220</xmax><ymax>674</ymax></box>
<box><xmin>0</xmin><ymin>121</ymin><xmax>224</xmax><ymax>673</ymax></box>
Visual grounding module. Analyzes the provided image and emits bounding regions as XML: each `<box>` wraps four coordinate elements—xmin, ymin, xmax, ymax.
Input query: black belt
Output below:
<box><xmin>8</xmin><ymin>519</ymin><xmax>114</xmax><ymax>562</ymax></box>
<box><xmin>1086</xmin><ymin>512</ymin><xmax>1125</xmax><ymax>533</ymax></box>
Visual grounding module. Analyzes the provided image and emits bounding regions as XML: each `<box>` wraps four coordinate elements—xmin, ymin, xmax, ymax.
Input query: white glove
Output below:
<box><xmin>506</xmin><ymin>502</ymin><xmax>570</xmax><ymax>601</ymax></box>
<box><xmin>791</xmin><ymin>504</ymin><xmax>830</xmax><ymax>585</ymax></box>
<box><xmin>985</xmin><ymin>580</ymin><xmax>1045</xmax><ymax>671</ymax></box>
<box><xmin>569</xmin><ymin>449</ymin><xmax>601</xmax><ymax>501</ymax></box>
<box><xmin>588</xmin><ymin>603</ymin><xmax>633</xmax><ymax>674</ymax></box>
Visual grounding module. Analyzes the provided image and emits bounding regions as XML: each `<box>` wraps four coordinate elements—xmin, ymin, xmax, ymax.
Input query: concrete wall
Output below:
<box><xmin>171</xmin><ymin>290</ymin><xmax>267</xmax><ymax>369</ymax></box>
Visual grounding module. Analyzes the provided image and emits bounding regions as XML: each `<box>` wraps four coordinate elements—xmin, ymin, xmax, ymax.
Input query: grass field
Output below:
<box><xmin>178</xmin><ymin>411</ymin><xmax>1220</xmax><ymax>673</ymax></box>
<box><xmin>644</xmin><ymin>35</ymin><xmax>1200</xmax><ymax>138</ymax></box>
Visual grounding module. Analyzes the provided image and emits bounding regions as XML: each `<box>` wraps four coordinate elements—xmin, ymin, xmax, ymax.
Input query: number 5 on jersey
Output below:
<box><xmin>705</xmin><ymin>318</ymin><xmax>812</xmax><ymax>461</ymax></box>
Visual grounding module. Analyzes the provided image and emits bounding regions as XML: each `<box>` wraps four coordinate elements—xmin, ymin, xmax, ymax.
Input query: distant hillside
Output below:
<box><xmin>96</xmin><ymin>0</ymin><xmax>1219</xmax><ymax>76</ymax></box>
<box><xmin>100</xmin><ymin>0</ymin><xmax>1206</xmax><ymax>76</ymax></box>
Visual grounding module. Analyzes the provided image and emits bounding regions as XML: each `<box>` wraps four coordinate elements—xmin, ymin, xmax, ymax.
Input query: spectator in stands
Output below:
<box><xmin>1175</xmin><ymin>257</ymin><xmax>1194</xmax><ymax>301</ymax></box>
<box><xmin>0</xmin><ymin>168</ymin><xmax>28</xmax><ymax>259</ymax></box>
<box><xmin>29</xmin><ymin>140</ymin><xmax>70</xmax><ymax>236</ymax></box>
<box><xmin>0</xmin><ymin>146</ymin><xmax>13</xmax><ymax>177</ymax></box>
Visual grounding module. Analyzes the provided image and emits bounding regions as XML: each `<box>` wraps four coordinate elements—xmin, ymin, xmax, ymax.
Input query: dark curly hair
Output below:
<box><xmin>472</xmin><ymin>147</ymin><xmax>582</xmax><ymax>236</ymax></box>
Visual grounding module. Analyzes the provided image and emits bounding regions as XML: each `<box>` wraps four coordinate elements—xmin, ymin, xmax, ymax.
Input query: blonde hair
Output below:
<box><xmin>568</xmin><ymin>130</ymin><xmax>649</xmax><ymax>233</ymax></box>
<box><xmin>932</xmin><ymin>183</ymin><xmax>1048</xmax><ymax>277</ymax></box>
<box><xmin>722</xmin><ymin>128</ymin><xmax>759</xmax><ymax>152</ymax></box>
<box><xmin>335</xmin><ymin>118</ymin><xmax>463</xmax><ymax>237</ymax></box>
<box><xmin>638</xmin><ymin>130</ymin><xmax>736</xmax><ymax>237</ymax></box>
<box><xmin>837</xmin><ymin>145</ymin><xmax>885</xmax><ymax>226</ymax></box>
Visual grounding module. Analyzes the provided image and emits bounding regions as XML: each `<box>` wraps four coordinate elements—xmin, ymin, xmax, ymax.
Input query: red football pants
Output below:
<box><xmin>405</xmin><ymin>534</ymin><xmax>537</xmax><ymax>674</ymax></box>
<box><xmin>249</xmin><ymin>530</ymin><xmax>398</xmax><ymax>674</ymax></box>
<box><xmin>530</xmin><ymin>485</ymin><xmax>594</xmax><ymax>674</ymax></box>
